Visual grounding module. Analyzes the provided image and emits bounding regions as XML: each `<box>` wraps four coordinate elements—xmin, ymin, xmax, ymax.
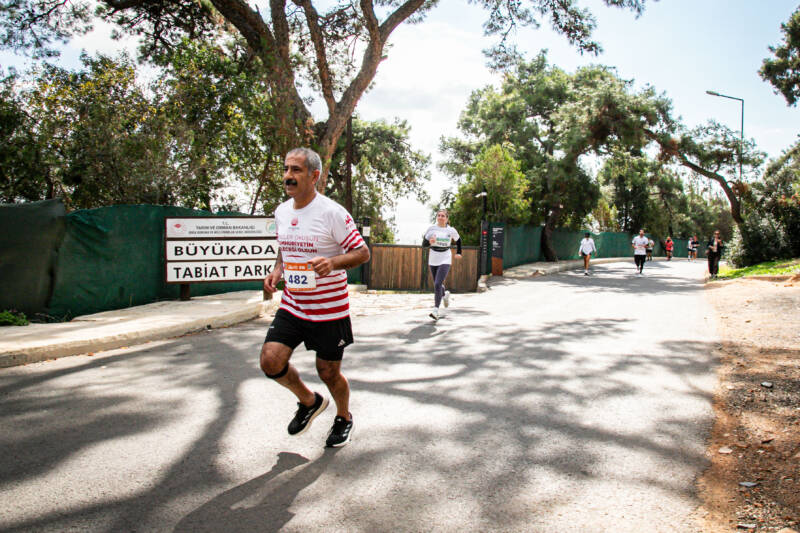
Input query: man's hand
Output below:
<box><xmin>455</xmin><ymin>253</ymin><xmax>462</xmax><ymax>259</ymax></box>
<box><xmin>429</xmin><ymin>237</ymin><xmax>436</xmax><ymax>246</ymax></box>
<box><xmin>310</xmin><ymin>256</ymin><xmax>334</xmax><ymax>277</ymax></box>
<box><xmin>264</xmin><ymin>267</ymin><xmax>282</xmax><ymax>293</ymax></box>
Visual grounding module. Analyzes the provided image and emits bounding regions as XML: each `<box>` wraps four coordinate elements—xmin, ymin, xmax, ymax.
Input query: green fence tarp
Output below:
<box><xmin>491</xmin><ymin>223</ymin><xmax>704</xmax><ymax>268</ymax></box>
<box><xmin>0</xmin><ymin>198</ymin><xmax>66</xmax><ymax>317</ymax></box>
<box><xmin>48</xmin><ymin>205</ymin><xmax>262</xmax><ymax>318</ymax></box>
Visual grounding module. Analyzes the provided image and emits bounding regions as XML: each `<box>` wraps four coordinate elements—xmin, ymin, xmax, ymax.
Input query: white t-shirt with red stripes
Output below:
<box><xmin>275</xmin><ymin>193</ymin><xmax>365</xmax><ymax>322</ymax></box>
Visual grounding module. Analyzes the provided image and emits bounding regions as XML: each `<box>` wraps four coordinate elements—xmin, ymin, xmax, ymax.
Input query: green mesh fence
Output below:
<box><xmin>0</xmin><ymin>198</ymin><xmax>66</xmax><ymax>317</ymax></box>
<box><xmin>490</xmin><ymin>223</ymin><xmax>701</xmax><ymax>268</ymax></box>
<box><xmin>48</xmin><ymin>205</ymin><xmax>262</xmax><ymax>318</ymax></box>
<box><xmin>501</xmin><ymin>225</ymin><xmax>542</xmax><ymax>270</ymax></box>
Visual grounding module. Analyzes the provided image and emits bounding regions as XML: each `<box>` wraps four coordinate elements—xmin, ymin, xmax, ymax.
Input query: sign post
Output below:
<box><xmin>479</xmin><ymin>221</ymin><xmax>489</xmax><ymax>276</ymax></box>
<box><xmin>164</xmin><ymin>217</ymin><xmax>277</xmax><ymax>299</ymax></box>
<box><xmin>491</xmin><ymin>224</ymin><xmax>504</xmax><ymax>276</ymax></box>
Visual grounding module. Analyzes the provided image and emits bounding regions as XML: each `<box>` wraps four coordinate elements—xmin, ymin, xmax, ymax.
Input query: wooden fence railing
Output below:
<box><xmin>367</xmin><ymin>244</ymin><xmax>479</xmax><ymax>292</ymax></box>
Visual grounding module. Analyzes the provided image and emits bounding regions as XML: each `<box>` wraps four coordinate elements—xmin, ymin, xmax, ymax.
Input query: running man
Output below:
<box><xmin>646</xmin><ymin>237</ymin><xmax>654</xmax><ymax>261</ymax></box>
<box><xmin>665</xmin><ymin>237</ymin><xmax>674</xmax><ymax>261</ymax></box>
<box><xmin>632</xmin><ymin>229</ymin><xmax>649</xmax><ymax>275</ymax></box>
<box><xmin>422</xmin><ymin>209</ymin><xmax>461</xmax><ymax>321</ymax></box>
<box><xmin>260</xmin><ymin>147</ymin><xmax>370</xmax><ymax>448</ymax></box>
<box><xmin>578</xmin><ymin>231</ymin><xmax>597</xmax><ymax>276</ymax></box>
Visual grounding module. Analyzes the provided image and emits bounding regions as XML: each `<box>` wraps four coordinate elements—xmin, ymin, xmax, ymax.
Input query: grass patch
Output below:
<box><xmin>0</xmin><ymin>309</ymin><xmax>30</xmax><ymax>326</ymax></box>
<box><xmin>717</xmin><ymin>258</ymin><xmax>800</xmax><ymax>280</ymax></box>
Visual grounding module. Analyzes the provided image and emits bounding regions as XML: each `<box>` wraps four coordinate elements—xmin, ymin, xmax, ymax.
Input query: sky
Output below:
<box><xmin>2</xmin><ymin>1</ymin><xmax>799</xmax><ymax>243</ymax></box>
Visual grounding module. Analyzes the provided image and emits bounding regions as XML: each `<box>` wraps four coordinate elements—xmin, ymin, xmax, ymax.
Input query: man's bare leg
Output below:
<box><xmin>260</xmin><ymin>342</ymin><xmax>315</xmax><ymax>406</ymax></box>
<box><xmin>317</xmin><ymin>359</ymin><xmax>350</xmax><ymax>420</ymax></box>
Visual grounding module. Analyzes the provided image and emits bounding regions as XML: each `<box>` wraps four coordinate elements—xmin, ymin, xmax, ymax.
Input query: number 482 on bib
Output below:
<box><xmin>283</xmin><ymin>262</ymin><xmax>317</xmax><ymax>291</ymax></box>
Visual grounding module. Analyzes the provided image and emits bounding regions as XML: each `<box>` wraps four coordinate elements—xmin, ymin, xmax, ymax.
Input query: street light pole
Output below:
<box><xmin>705</xmin><ymin>90</ymin><xmax>744</xmax><ymax>183</ymax></box>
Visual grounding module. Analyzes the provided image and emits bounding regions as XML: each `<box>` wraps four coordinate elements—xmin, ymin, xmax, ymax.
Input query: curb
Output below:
<box><xmin>0</xmin><ymin>296</ymin><xmax>278</xmax><ymax>368</ymax></box>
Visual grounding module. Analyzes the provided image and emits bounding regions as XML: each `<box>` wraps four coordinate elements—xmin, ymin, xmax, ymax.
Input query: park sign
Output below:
<box><xmin>165</xmin><ymin>217</ymin><xmax>277</xmax><ymax>283</ymax></box>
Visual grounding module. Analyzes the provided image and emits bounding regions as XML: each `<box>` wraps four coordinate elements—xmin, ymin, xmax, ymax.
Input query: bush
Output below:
<box><xmin>726</xmin><ymin>213</ymin><xmax>792</xmax><ymax>268</ymax></box>
<box><xmin>0</xmin><ymin>309</ymin><xmax>30</xmax><ymax>326</ymax></box>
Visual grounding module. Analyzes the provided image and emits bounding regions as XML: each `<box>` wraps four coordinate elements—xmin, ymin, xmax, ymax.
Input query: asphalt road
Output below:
<box><xmin>0</xmin><ymin>259</ymin><xmax>718</xmax><ymax>532</ymax></box>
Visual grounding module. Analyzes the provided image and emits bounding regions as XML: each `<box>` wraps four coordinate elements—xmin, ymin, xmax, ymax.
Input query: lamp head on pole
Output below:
<box><xmin>706</xmin><ymin>90</ymin><xmax>720</xmax><ymax>96</ymax></box>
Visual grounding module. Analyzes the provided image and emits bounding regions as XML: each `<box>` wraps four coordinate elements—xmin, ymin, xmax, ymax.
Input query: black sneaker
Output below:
<box><xmin>288</xmin><ymin>392</ymin><xmax>328</xmax><ymax>436</ymax></box>
<box><xmin>325</xmin><ymin>414</ymin><xmax>353</xmax><ymax>447</ymax></box>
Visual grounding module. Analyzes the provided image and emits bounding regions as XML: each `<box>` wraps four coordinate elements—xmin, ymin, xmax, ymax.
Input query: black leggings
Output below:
<box><xmin>430</xmin><ymin>264</ymin><xmax>451</xmax><ymax>307</ymax></box>
<box><xmin>707</xmin><ymin>253</ymin><xmax>721</xmax><ymax>276</ymax></box>
<box><xmin>634</xmin><ymin>255</ymin><xmax>646</xmax><ymax>271</ymax></box>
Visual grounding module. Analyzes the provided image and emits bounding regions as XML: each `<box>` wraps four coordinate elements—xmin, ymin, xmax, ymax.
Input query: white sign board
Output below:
<box><xmin>165</xmin><ymin>217</ymin><xmax>277</xmax><ymax>284</ymax></box>
<box><xmin>166</xmin><ymin>217</ymin><xmax>276</xmax><ymax>238</ymax></box>
<box><xmin>167</xmin><ymin>261</ymin><xmax>274</xmax><ymax>283</ymax></box>
<box><xmin>166</xmin><ymin>240</ymin><xmax>278</xmax><ymax>261</ymax></box>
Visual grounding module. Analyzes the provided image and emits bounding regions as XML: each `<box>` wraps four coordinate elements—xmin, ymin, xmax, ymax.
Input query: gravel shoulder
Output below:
<box><xmin>698</xmin><ymin>277</ymin><xmax>800</xmax><ymax>532</ymax></box>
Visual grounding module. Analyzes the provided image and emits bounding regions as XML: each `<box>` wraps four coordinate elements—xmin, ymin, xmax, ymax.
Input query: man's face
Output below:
<box><xmin>283</xmin><ymin>153</ymin><xmax>318</xmax><ymax>199</ymax></box>
<box><xmin>639</xmin><ymin>230</ymin><xmax>645</xmax><ymax>237</ymax></box>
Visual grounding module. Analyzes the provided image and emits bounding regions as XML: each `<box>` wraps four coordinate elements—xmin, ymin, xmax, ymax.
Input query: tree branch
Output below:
<box><xmin>294</xmin><ymin>0</ymin><xmax>336</xmax><ymax>115</ymax></box>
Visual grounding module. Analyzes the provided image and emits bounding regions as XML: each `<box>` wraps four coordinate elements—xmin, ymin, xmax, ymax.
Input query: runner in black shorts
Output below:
<box><xmin>261</xmin><ymin>147</ymin><xmax>370</xmax><ymax>448</ymax></box>
<box><xmin>266</xmin><ymin>310</ymin><xmax>354</xmax><ymax>362</ymax></box>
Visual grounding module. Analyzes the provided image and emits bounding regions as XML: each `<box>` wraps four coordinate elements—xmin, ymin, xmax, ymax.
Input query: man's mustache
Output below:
<box><xmin>284</xmin><ymin>179</ymin><xmax>298</xmax><ymax>186</ymax></box>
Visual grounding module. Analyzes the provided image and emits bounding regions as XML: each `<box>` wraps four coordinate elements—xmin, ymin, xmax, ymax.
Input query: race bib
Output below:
<box><xmin>434</xmin><ymin>236</ymin><xmax>451</xmax><ymax>247</ymax></box>
<box><xmin>284</xmin><ymin>262</ymin><xmax>316</xmax><ymax>291</ymax></box>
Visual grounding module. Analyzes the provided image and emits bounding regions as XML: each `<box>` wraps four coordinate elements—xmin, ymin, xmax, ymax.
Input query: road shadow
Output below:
<box><xmin>173</xmin><ymin>451</ymin><xmax>336</xmax><ymax>533</ymax></box>
<box><xmin>0</xmin><ymin>293</ymin><xmax>719</xmax><ymax>531</ymax></box>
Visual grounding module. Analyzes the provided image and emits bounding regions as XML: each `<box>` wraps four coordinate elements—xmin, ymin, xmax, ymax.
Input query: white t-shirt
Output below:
<box><xmin>632</xmin><ymin>235</ymin><xmax>649</xmax><ymax>255</ymax></box>
<box><xmin>275</xmin><ymin>194</ymin><xmax>365</xmax><ymax>321</ymax></box>
<box><xmin>424</xmin><ymin>225</ymin><xmax>460</xmax><ymax>266</ymax></box>
<box><xmin>579</xmin><ymin>238</ymin><xmax>596</xmax><ymax>255</ymax></box>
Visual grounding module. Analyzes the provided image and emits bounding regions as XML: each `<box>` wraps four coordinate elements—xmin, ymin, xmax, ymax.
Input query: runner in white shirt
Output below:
<box><xmin>261</xmin><ymin>147</ymin><xmax>370</xmax><ymax>448</ymax></box>
<box><xmin>578</xmin><ymin>232</ymin><xmax>597</xmax><ymax>276</ymax></box>
<box><xmin>422</xmin><ymin>209</ymin><xmax>461</xmax><ymax>320</ymax></box>
<box><xmin>631</xmin><ymin>229</ymin><xmax>649</xmax><ymax>275</ymax></box>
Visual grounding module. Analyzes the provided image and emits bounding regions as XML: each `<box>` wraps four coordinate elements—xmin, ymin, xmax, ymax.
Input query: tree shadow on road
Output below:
<box><xmin>0</xmin><ymin>306</ymin><xmax>720</xmax><ymax>531</ymax></box>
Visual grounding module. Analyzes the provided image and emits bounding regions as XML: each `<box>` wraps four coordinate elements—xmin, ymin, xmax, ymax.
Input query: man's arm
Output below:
<box><xmin>310</xmin><ymin>245</ymin><xmax>370</xmax><ymax>277</ymax></box>
<box><xmin>264</xmin><ymin>250</ymin><xmax>284</xmax><ymax>293</ymax></box>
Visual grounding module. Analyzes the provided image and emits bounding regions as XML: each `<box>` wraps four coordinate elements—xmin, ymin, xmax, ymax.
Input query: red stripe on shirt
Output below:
<box><xmin>280</xmin><ymin>298</ymin><xmax>350</xmax><ymax>318</ymax></box>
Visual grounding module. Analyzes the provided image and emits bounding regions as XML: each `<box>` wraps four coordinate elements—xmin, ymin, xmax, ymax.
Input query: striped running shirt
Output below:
<box><xmin>275</xmin><ymin>194</ymin><xmax>365</xmax><ymax>322</ymax></box>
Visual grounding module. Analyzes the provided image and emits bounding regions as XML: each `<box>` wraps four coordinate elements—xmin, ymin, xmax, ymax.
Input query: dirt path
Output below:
<box><xmin>698</xmin><ymin>277</ymin><xmax>800</xmax><ymax>532</ymax></box>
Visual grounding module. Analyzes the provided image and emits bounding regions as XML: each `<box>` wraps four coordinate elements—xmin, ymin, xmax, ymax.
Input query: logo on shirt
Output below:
<box><xmin>291</xmin><ymin>217</ymin><xmax>298</xmax><ymax>226</ymax></box>
<box><xmin>344</xmin><ymin>215</ymin><xmax>353</xmax><ymax>225</ymax></box>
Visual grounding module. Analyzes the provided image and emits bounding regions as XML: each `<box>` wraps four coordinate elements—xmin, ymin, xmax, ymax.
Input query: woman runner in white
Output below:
<box><xmin>578</xmin><ymin>231</ymin><xmax>597</xmax><ymax>276</ymax></box>
<box><xmin>632</xmin><ymin>229</ymin><xmax>649</xmax><ymax>275</ymax></box>
<box><xmin>422</xmin><ymin>209</ymin><xmax>462</xmax><ymax>320</ymax></box>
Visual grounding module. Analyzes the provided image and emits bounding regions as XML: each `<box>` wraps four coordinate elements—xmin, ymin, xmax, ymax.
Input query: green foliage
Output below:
<box><xmin>599</xmin><ymin>152</ymin><xmax>655</xmax><ymax>233</ymax></box>
<box><xmin>441</xmin><ymin>52</ymin><xmax>666</xmax><ymax>256</ymax></box>
<box><xmin>759</xmin><ymin>6</ymin><xmax>800</xmax><ymax>106</ymax></box>
<box><xmin>725</xmin><ymin>136</ymin><xmax>800</xmax><ymax>267</ymax></box>
<box><xmin>444</xmin><ymin>144</ymin><xmax>530</xmax><ymax>245</ymax></box>
<box><xmin>0</xmin><ymin>72</ymin><xmax>51</xmax><ymax>202</ymax></box>
<box><xmin>0</xmin><ymin>0</ymin><xmax>93</xmax><ymax>59</ymax></box>
<box><xmin>325</xmin><ymin>118</ymin><xmax>431</xmax><ymax>242</ymax></box>
<box><xmin>725</xmin><ymin>211</ymin><xmax>792</xmax><ymax>268</ymax></box>
<box><xmin>717</xmin><ymin>258</ymin><xmax>800</xmax><ymax>280</ymax></box>
<box><xmin>0</xmin><ymin>309</ymin><xmax>29</xmax><ymax>326</ymax></box>
<box><xmin>18</xmin><ymin>52</ymin><xmax>179</xmax><ymax>208</ymax></box>
<box><xmin>754</xmin><ymin>138</ymin><xmax>800</xmax><ymax>255</ymax></box>
<box><xmin>156</xmin><ymin>36</ymin><xmax>285</xmax><ymax>213</ymax></box>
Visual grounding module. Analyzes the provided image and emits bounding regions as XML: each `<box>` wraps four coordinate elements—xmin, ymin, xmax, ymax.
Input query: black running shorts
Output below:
<box><xmin>264</xmin><ymin>309</ymin><xmax>353</xmax><ymax>361</ymax></box>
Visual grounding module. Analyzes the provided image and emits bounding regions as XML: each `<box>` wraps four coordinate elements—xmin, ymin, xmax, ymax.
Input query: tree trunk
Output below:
<box><xmin>643</xmin><ymin>129</ymin><xmax>744</xmax><ymax>226</ymax></box>
<box><xmin>541</xmin><ymin>204</ymin><xmax>562</xmax><ymax>262</ymax></box>
<box><xmin>344</xmin><ymin>116</ymin><xmax>353</xmax><ymax>212</ymax></box>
